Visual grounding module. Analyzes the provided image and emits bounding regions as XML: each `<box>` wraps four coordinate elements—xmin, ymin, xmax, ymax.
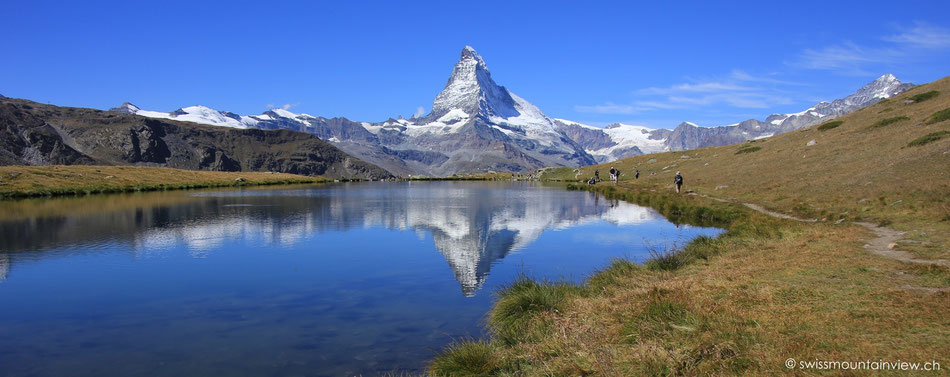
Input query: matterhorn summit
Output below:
<box><xmin>425</xmin><ymin>46</ymin><xmax>518</xmax><ymax>121</ymax></box>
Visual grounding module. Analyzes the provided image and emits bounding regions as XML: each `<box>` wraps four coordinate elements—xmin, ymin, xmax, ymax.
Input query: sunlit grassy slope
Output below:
<box><xmin>545</xmin><ymin>76</ymin><xmax>950</xmax><ymax>260</ymax></box>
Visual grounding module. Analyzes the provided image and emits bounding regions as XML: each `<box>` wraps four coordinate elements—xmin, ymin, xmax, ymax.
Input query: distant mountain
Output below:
<box><xmin>0</xmin><ymin>98</ymin><xmax>392</xmax><ymax>179</ymax></box>
<box><xmin>118</xmin><ymin>46</ymin><xmax>596</xmax><ymax>176</ymax></box>
<box><xmin>111</xmin><ymin>47</ymin><xmax>913</xmax><ymax>170</ymax></box>
<box><xmin>557</xmin><ymin>74</ymin><xmax>914</xmax><ymax>161</ymax></box>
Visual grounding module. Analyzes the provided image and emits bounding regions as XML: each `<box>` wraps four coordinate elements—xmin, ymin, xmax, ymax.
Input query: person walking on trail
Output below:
<box><xmin>594</xmin><ymin>170</ymin><xmax>600</xmax><ymax>182</ymax></box>
<box><xmin>634</xmin><ymin>169</ymin><xmax>640</xmax><ymax>179</ymax></box>
<box><xmin>674</xmin><ymin>171</ymin><xmax>684</xmax><ymax>193</ymax></box>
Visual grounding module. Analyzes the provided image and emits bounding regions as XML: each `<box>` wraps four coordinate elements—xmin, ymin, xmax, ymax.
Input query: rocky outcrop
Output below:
<box><xmin>0</xmin><ymin>98</ymin><xmax>392</xmax><ymax>180</ymax></box>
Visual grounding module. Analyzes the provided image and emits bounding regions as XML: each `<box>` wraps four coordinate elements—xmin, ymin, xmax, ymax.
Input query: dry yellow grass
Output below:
<box><xmin>0</xmin><ymin>165</ymin><xmax>324</xmax><ymax>199</ymax></box>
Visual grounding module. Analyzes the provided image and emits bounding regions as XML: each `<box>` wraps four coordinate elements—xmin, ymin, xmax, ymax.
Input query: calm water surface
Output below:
<box><xmin>0</xmin><ymin>181</ymin><xmax>722</xmax><ymax>376</ymax></box>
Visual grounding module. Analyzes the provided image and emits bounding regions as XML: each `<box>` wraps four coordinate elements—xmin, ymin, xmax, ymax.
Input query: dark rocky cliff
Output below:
<box><xmin>0</xmin><ymin>98</ymin><xmax>392</xmax><ymax>179</ymax></box>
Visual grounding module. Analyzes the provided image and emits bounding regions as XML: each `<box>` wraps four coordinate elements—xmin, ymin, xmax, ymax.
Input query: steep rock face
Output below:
<box><xmin>0</xmin><ymin>101</ymin><xmax>95</xmax><ymax>166</ymax></box>
<box><xmin>0</xmin><ymin>98</ymin><xmax>392</xmax><ymax>179</ymax></box>
<box><xmin>553</xmin><ymin>120</ymin><xmax>617</xmax><ymax>151</ymax></box>
<box><xmin>424</xmin><ymin>46</ymin><xmax>519</xmax><ymax>121</ymax></box>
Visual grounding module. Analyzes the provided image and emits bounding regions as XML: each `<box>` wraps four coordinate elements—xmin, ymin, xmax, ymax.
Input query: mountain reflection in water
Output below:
<box><xmin>0</xmin><ymin>181</ymin><xmax>658</xmax><ymax>296</ymax></box>
<box><xmin>0</xmin><ymin>181</ymin><xmax>723</xmax><ymax>375</ymax></box>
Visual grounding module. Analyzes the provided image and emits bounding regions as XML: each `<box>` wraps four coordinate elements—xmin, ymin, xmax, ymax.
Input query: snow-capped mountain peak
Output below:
<box><xmin>460</xmin><ymin>45</ymin><xmax>487</xmax><ymax>69</ymax></box>
<box><xmin>427</xmin><ymin>46</ymin><xmax>518</xmax><ymax>121</ymax></box>
<box><xmin>859</xmin><ymin>73</ymin><xmax>908</xmax><ymax>100</ymax></box>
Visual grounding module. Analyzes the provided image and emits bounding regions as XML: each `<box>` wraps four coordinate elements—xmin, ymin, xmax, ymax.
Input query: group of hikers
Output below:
<box><xmin>587</xmin><ymin>167</ymin><xmax>685</xmax><ymax>193</ymax></box>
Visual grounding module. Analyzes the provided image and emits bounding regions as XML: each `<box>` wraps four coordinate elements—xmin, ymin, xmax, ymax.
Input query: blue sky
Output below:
<box><xmin>3</xmin><ymin>0</ymin><xmax>949</xmax><ymax>129</ymax></box>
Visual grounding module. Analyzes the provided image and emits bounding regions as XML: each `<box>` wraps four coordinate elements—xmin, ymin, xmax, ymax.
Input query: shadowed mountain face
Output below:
<box><xmin>0</xmin><ymin>98</ymin><xmax>392</xmax><ymax>179</ymax></box>
<box><xmin>0</xmin><ymin>182</ymin><xmax>660</xmax><ymax>296</ymax></box>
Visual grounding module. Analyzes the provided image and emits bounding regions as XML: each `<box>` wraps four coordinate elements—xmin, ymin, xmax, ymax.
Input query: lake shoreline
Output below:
<box><xmin>1</xmin><ymin>180</ymin><xmax>709</xmax><ymax>375</ymax></box>
<box><xmin>0</xmin><ymin>165</ymin><xmax>334</xmax><ymax>200</ymax></box>
<box><xmin>428</xmin><ymin>182</ymin><xmax>949</xmax><ymax>375</ymax></box>
<box><xmin>0</xmin><ymin>165</ymin><xmax>547</xmax><ymax>200</ymax></box>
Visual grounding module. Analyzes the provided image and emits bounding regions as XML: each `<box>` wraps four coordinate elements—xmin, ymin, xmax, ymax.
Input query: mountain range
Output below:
<box><xmin>114</xmin><ymin>47</ymin><xmax>914</xmax><ymax>174</ymax></box>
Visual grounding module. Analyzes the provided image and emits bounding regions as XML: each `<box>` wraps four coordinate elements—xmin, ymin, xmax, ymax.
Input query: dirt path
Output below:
<box><xmin>742</xmin><ymin>203</ymin><xmax>818</xmax><ymax>222</ymax></box>
<box><xmin>739</xmin><ymin>199</ymin><xmax>948</xmax><ymax>292</ymax></box>
<box><xmin>687</xmin><ymin>191</ymin><xmax>949</xmax><ymax>268</ymax></box>
<box><xmin>854</xmin><ymin>222</ymin><xmax>950</xmax><ymax>267</ymax></box>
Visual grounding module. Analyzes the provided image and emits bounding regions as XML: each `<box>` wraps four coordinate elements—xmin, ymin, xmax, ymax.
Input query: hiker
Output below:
<box><xmin>587</xmin><ymin>177</ymin><xmax>596</xmax><ymax>185</ymax></box>
<box><xmin>614</xmin><ymin>169</ymin><xmax>621</xmax><ymax>184</ymax></box>
<box><xmin>594</xmin><ymin>170</ymin><xmax>600</xmax><ymax>182</ymax></box>
<box><xmin>674</xmin><ymin>171</ymin><xmax>684</xmax><ymax>193</ymax></box>
<box><xmin>609</xmin><ymin>166</ymin><xmax>617</xmax><ymax>182</ymax></box>
<box><xmin>634</xmin><ymin>169</ymin><xmax>639</xmax><ymax>179</ymax></box>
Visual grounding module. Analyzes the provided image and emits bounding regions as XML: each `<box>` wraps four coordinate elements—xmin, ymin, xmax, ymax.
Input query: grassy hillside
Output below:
<box><xmin>430</xmin><ymin>77</ymin><xmax>950</xmax><ymax>376</ymax></box>
<box><xmin>545</xmin><ymin>76</ymin><xmax>950</xmax><ymax>261</ymax></box>
<box><xmin>0</xmin><ymin>165</ymin><xmax>325</xmax><ymax>199</ymax></box>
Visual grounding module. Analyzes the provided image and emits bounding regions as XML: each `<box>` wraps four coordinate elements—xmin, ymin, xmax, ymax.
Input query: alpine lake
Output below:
<box><xmin>0</xmin><ymin>181</ymin><xmax>723</xmax><ymax>376</ymax></box>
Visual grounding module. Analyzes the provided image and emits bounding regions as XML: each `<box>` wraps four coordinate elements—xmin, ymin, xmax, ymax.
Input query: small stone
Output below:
<box><xmin>680</xmin><ymin>155</ymin><xmax>690</xmax><ymax>159</ymax></box>
<box><xmin>647</xmin><ymin>158</ymin><xmax>657</xmax><ymax>163</ymax></box>
<box><xmin>715</xmin><ymin>185</ymin><xmax>728</xmax><ymax>190</ymax></box>
<box><xmin>835</xmin><ymin>218</ymin><xmax>846</xmax><ymax>224</ymax></box>
<box><xmin>235</xmin><ymin>177</ymin><xmax>247</xmax><ymax>183</ymax></box>
<box><xmin>704</xmin><ymin>162</ymin><xmax>709</xmax><ymax>166</ymax></box>
<box><xmin>806</xmin><ymin>139</ymin><xmax>817</xmax><ymax>146</ymax></box>
<box><xmin>887</xmin><ymin>242</ymin><xmax>897</xmax><ymax>250</ymax></box>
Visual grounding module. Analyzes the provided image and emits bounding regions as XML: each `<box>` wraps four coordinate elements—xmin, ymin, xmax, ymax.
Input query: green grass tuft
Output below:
<box><xmin>645</xmin><ymin>244</ymin><xmax>688</xmax><ymax>271</ymax></box>
<box><xmin>735</xmin><ymin>146</ymin><xmax>762</xmax><ymax>154</ymax></box>
<box><xmin>909</xmin><ymin>90</ymin><xmax>939</xmax><ymax>103</ymax></box>
<box><xmin>907</xmin><ymin>131</ymin><xmax>950</xmax><ymax>147</ymax></box>
<box><xmin>489</xmin><ymin>275</ymin><xmax>581</xmax><ymax>344</ymax></box>
<box><xmin>587</xmin><ymin>258</ymin><xmax>641</xmax><ymax>293</ymax></box>
<box><xmin>817</xmin><ymin>120</ymin><xmax>844</xmax><ymax>131</ymax></box>
<box><xmin>679</xmin><ymin>235</ymin><xmax>721</xmax><ymax>261</ymax></box>
<box><xmin>427</xmin><ymin>341</ymin><xmax>505</xmax><ymax>376</ymax></box>
<box><xmin>622</xmin><ymin>295</ymin><xmax>701</xmax><ymax>342</ymax></box>
<box><xmin>927</xmin><ymin>108</ymin><xmax>950</xmax><ymax>124</ymax></box>
<box><xmin>868</xmin><ymin>116</ymin><xmax>910</xmax><ymax>129</ymax></box>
